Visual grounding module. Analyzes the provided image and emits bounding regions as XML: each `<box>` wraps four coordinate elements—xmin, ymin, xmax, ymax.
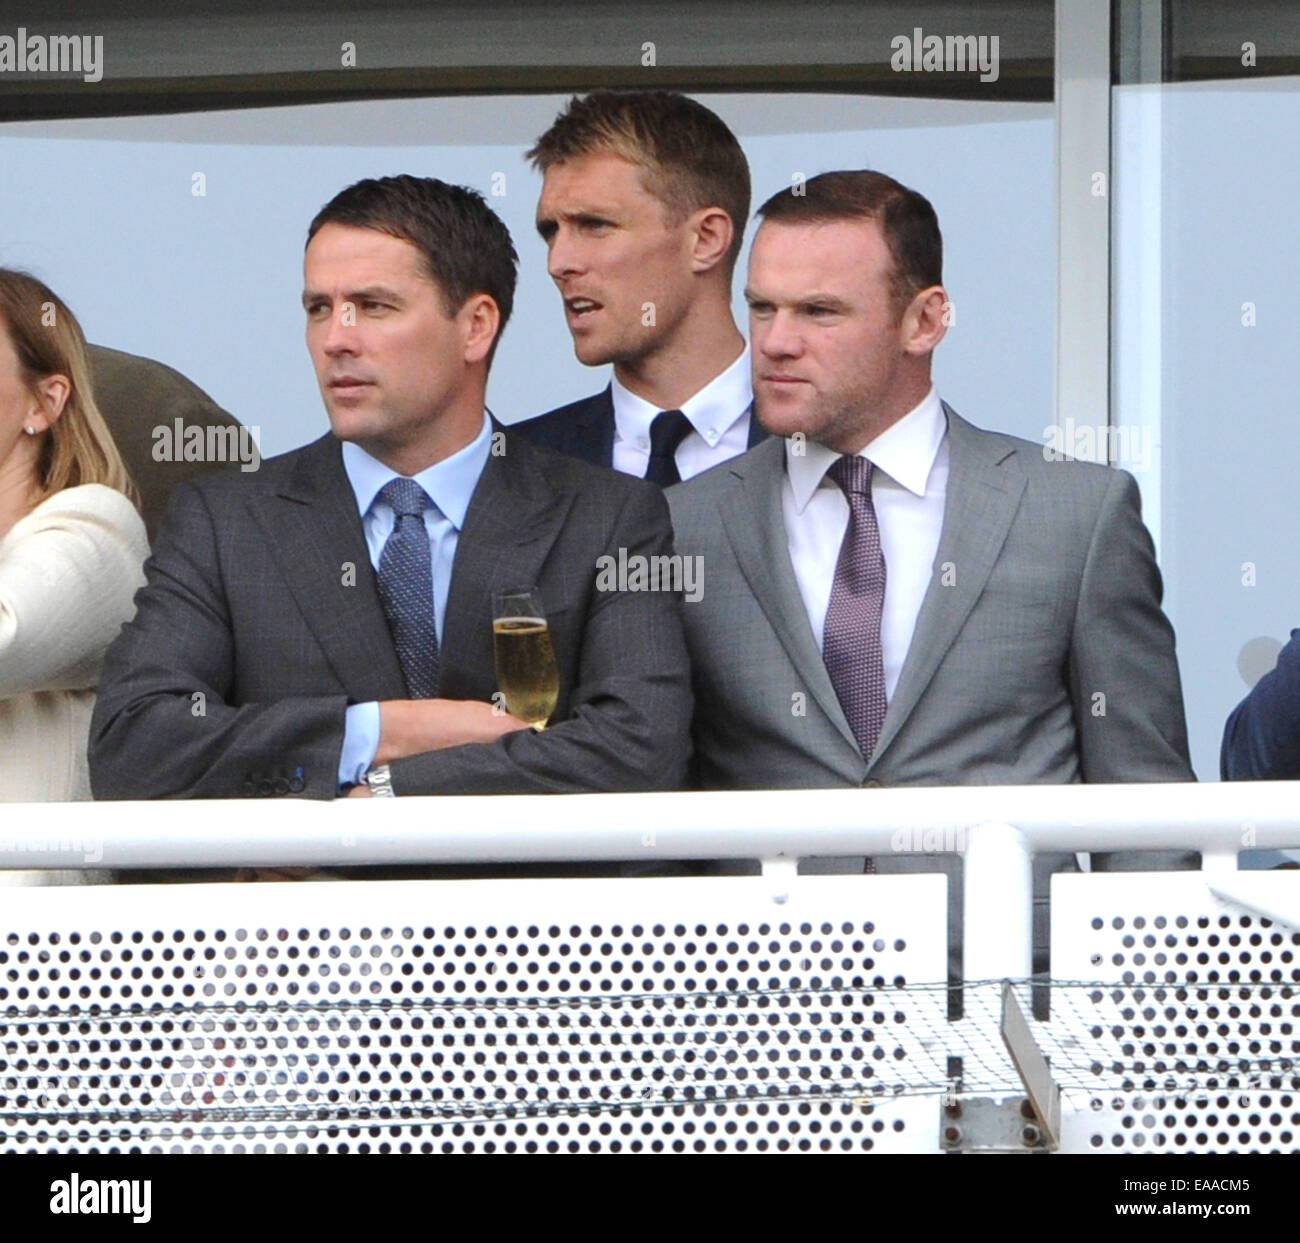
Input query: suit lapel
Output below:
<box><xmin>718</xmin><ymin>438</ymin><xmax>862</xmax><ymax>759</ymax></box>
<box><xmin>438</xmin><ymin>430</ymin><xmax>575</xmax><ymax>699</ymax></box>
<box><xmin>571</xmin><ymin>386</ymin><xmax>616</xmax><ymax>467</ymax></box>
<box><xmin>871</xmin><ymin>406</ymin><xmax>1027</xmax><ymax>765</ymax></box>
<box><xmin>248</xmin><ymin>435</ymin><xmax>408</xmax><ymax>703</ymax></box>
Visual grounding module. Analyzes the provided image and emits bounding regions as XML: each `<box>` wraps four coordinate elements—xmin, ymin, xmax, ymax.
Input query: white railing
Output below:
<box><xmin>3</xmin><ymin>783</ymin><xmax>1299</xmax><ymax>1155</ymax></box>
<box><xmin>3</xmin><ymin>782</ymin><xmax>1298</xmax><ymax>863</ymax></box>
<box><xmin>3</xmin><ymin>783</ymin><xmax>1299</xmax><ymax>983</ymax></box>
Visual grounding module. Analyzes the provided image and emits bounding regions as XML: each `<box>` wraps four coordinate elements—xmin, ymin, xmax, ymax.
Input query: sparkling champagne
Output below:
<box><xmin>493</xmin><ymin>616</ymin><xmax>559</xmax><ymax>728</ymax></box>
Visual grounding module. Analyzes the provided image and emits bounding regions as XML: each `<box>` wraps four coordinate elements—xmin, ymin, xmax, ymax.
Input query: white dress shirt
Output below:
<box><xmin>782</xmin><ymin>387</ymin><xmax>949</xmax><ymax>700</ymax></box>
<box><xmin>611</xmin><ymin>345</ymin><xmax>754</xmax><ymax>481</ymax></box>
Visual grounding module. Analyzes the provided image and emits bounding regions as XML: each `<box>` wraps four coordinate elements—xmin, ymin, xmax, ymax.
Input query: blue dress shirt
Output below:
<box><xmin>337</xmin><ymin>412</ymin><xmax>493</xmax><ymax>786</ymax></box>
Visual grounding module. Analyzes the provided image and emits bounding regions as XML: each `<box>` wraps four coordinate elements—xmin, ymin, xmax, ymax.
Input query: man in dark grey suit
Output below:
<box><xmin>90</xmin><ymin>175</ymin><xmax>691</xmax><ymax>800</ymax></box>
<box><xmin>669</xmin><ymin>170</ymin><xmax>1192</xmax><ymax>790</ymax></box>
<box><xmin>513</xmin><ymin>91</ymin><xmax>767</xmax><ymax>482</ymax></box>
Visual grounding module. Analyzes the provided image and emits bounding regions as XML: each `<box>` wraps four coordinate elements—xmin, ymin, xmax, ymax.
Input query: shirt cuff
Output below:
<box><xmin>339</xmin><ymin>701</ymin><xmax>381</xmax><ymax>787</ymax></box>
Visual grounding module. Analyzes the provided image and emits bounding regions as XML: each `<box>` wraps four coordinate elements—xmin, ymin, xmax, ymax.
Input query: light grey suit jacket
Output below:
<box><xmin>666</xmin><ymin>406</ymin><xmax>1194</xmax><ymax>790</ymax></box>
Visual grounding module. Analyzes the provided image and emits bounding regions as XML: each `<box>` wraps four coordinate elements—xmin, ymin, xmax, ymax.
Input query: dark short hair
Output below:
<box><xmin>527</xmin><ymin>91</ymin><xmax>751</xmax><ymax>279</ymax></box>
<box><xmin>307</xmin><ymin>175</ymin><xmax>518</xmax><ymax>364</ymax></box>
<box><xmin>756</xmin><ymin>171</ymin><xmax>943</xmax><ymax>314</ymax></box>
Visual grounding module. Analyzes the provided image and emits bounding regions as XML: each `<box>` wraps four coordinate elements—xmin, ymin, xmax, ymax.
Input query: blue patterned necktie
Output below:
<box><xmin>822</xmin><ymin>455</ymin><xmax>888</xmax><ymax>762</ymax></box>
<box><xmin>375</xmin><ymin>477</ymin><xmax>438</xmax><ymax>698</ymax></box>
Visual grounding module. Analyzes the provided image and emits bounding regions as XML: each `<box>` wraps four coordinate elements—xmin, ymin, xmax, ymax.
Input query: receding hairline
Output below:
<box><xmin>752</xmin><ymin>212</ymin><xmax>896</xmax><ymax>248</ymax></box>
<box><xmin>749</xmin><ymin>213</ymin><xmax>930</xmax><ymax>319</ymax></box>
<box><xmin>303</xmin><ymin>220</ymin><xmax>465</xmax><ymax>310</ymax></box>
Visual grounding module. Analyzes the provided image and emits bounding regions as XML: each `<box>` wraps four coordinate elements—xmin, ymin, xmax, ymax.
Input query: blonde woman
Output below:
<box><xmin>0</xmin><ymin>269</ymin><xmax>148</xmax><ymax>824</ymax></box>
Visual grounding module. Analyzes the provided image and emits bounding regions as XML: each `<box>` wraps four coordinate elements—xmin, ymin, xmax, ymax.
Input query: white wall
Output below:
<box><xmin>1116</xmin><ymin>78</ymin><xmax>1300</xmax><ymax>781</ymax></box>
<box><xmin>0</xmin><ymin>92</ymin><xmax>1053</xmax><ymax>455</ymax></box>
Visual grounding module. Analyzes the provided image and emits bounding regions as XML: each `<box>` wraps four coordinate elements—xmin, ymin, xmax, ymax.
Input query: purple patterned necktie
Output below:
<box><xmin>822</xmin><ymin>455</ymin><xmax>888</xmax><ymax>762</ymax></box>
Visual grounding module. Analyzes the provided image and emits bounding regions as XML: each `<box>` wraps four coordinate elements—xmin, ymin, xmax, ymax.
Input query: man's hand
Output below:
<box><xmin>345</xmin><ymin>783</ymin><xmax>372</xmax><ymax>798</ymax></box>
<box><xmin>374</xmin><ymin>698</ymin><xmax>531</xmax><ymax>766</ymax></box>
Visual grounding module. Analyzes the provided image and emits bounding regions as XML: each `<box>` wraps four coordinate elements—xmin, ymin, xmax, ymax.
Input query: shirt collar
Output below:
<box><xmin>784</xmin><ymin>386</ymin><xmax>947</xmax><ymax>513</ymax></box>
<box><xmin>340</xmin><ymin>409</ymin><xmax>493</xmax><ymax>529</ymax></box>
<box><xmin>610</xmin><ymin>344</ymin><xmax>753</xmax><ymax>449</ymax></box>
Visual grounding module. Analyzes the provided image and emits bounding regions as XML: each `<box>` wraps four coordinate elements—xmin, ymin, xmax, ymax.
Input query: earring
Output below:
<box><xmin>24</xmin><ymin>426</ymin><xmax>36</xmax><ymax>435</ymax></box>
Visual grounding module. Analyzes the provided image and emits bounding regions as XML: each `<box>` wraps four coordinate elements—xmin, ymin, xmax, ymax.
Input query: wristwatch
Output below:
<box><xmin>365</xmin><ymin>764</ymin><xmax>396</xmax><ymax>798</ymax></box>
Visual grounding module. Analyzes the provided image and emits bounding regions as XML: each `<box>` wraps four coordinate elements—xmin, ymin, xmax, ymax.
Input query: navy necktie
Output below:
<box><xmin>645</xmin><ymin>409</ymin><xmax>693</xmax><ymax>486</ymax></box>
<box><xmin>375</xmin><ymin>477</ymin><xmax>439</xmax><ymax>699</ymax></box>
<box><xmin>822</xmin><ymin>455</ymin><xmax>888</xmax><ymax>762</ymax></box>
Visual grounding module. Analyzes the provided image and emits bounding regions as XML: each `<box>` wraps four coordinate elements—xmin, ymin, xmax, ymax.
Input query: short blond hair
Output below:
<box><xmin>528</xmin><ymin>91</ymin><xmax>751</xmax><ymax>279</ymax></box>
<box><xmin>0</xmin><ymin>269</ymin><xmax>137</xmax><ymax>507</ymax></box>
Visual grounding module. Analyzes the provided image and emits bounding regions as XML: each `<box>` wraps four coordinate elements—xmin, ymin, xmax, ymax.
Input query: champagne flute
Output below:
<box><xmin>492</xmin><ymin>586</ymin><xmax>559</xmax><ymax>729</ymax></box>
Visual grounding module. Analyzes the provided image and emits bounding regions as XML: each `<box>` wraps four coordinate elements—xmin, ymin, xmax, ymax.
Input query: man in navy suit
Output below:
<box><xmin>1222</xmin><ymin>630</ymin><xmax>1300</xmax><ymax>779</ymax></box>
<box><xmin>514</xmin><ymin>91</ymin><xmax>766</xmax><ymax>483</ymax></box>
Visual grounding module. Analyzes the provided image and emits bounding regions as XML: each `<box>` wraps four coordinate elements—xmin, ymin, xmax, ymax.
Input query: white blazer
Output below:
<box><xmin>1</xmin><ymin>483</ymin><xmax>147</xmax><ymax>807</ymax></box>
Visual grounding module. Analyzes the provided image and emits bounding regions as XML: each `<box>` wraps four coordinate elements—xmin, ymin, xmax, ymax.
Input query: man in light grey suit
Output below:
<box><xmin>91</xmin><ymin>175</ymin><xmax>691</xmax><ymax>800</ymax></box>
<box><xmin>667</xmin><ymin>172</ymin><xmax>1192</xmax><ymax>956</ymax></box>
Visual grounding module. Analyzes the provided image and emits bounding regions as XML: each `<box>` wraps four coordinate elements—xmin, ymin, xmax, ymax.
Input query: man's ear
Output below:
<box><xmin>900</xmin><ymin>285</ymin><xmax>950</xmax><ymax>357</ymax></box>
<box><xmin>687</xmin><ymin>206</ymin><xmax>736</xmax><ymax>277</ymax></box>
<box><xmin>461</xmin><ymin>294</ymin><xmax>502</xmax><ymax>366</ymax></box>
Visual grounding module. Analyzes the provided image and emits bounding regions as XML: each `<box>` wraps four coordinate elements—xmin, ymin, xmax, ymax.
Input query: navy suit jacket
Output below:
<box><xmin>1221</xmin><ymin>629</ymin><xmax>1300</xmax><ymax>779</ymax></box>
<box><xmin>512</xmin><ymin>385</ymin><xmax>767</xmax><ymax>470</ymax></box>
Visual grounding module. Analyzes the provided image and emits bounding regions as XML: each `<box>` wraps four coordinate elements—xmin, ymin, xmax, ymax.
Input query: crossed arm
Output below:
<box><xmin>383</xmin><ymin>484</ymin><xmax>693</xmax><ymax>795</ymax></box>
<box><xmin>89</xmin><ymin>480</ymin><xmax>692</xmax><ymax>798</ymax></box>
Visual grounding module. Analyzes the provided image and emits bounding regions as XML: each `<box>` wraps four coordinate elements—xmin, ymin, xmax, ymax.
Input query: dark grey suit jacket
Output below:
<box><xmin>666</xmin><ymin>406</ymin><xmax>1194</xmax><ymax>789</ymax></box>
<box><xmin>512</xmin><ymin>386</ymin><xmax>768</xmax><ymax>469</ymax></box>
<box><xmin>89</xmin><ymin>429</ymin><xmax>692</xmax><ymax>799</ymax></box>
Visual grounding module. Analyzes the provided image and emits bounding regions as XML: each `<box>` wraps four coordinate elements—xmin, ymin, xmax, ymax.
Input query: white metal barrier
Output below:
<box><xmin>2</xmin><ymin>784</ymin><xmax>1298</xmax><ymax>1153</ymax></box>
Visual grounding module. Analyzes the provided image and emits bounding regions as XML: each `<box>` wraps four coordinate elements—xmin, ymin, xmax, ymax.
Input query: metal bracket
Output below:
<box><xmin>1000</xmin><ymin>979</ymin><xmax>1061</xmax><ymax>1148</ymax></box>
<box><xmin>935</xmin><ymin>983</ymin><xmax>1063</xmax><ymax>1152</ymax></box>
<box><xmin>938</xmin><ymin>1093</ymin><xmax>1051</xmax><ymax>1153</ymax></box>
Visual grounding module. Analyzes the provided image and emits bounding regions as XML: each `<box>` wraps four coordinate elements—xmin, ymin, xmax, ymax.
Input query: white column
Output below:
<box><xmin>963</xmin><ymin>821</ymin><xmax>1033</xmax><ymax>980</ymax></box>
<box><xmin>1054</xmin><ymin>0</ymin><xmax>1113</xmax><ymax>445</ymax></box>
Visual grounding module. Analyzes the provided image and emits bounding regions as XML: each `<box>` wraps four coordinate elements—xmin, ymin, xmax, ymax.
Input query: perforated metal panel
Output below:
<box><xmin>1050</xmin><ymin>872</ymin><xmax>1300</xmax><ymax>1153</ymax></box>
<box><xmin>0</xmin><ymin>875</ymin><xmax>947</xmax><ymax>1153</ymax></box>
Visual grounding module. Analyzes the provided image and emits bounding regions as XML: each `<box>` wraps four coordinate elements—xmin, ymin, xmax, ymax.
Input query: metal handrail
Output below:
<box><xmin>1</xmin><ymin>782</ymin><xmax>1297</xmax><ymax>870</ymax></box>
